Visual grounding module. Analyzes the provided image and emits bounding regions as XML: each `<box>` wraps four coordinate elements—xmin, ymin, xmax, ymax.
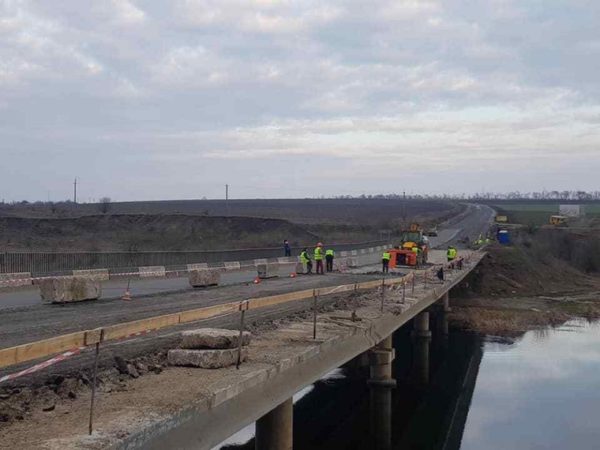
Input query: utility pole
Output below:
<box><xmin>402</xmin><ymin>191</ymin><xmax>407</xmax><ymax>226</ymax></box>
<box><xmin>74</xmin><ymin>178</ymin><xmax>78</xmax><ymax>204</ymax></box>
<box><xmin>225</xmin><ymin>184</ymin><xmax>230</xmax><ymax>216</ymax></box>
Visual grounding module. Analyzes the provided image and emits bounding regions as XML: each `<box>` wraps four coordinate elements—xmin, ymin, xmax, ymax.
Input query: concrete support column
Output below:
<box><xmin>412</xmin><ymin>311</ymin><xmax>432</xmax><ymax>339</ymax></box>
<box><xmin>412</xmin><ymin>312</ymin><xmax>431</xmax><ymax>386</ymax></box>
<box><xmin>368</xmin><ymin>334</ymin><xmax>395</xmax><ymax>450</ymax></box>
<box><xmin>442</xmin><ymin>291</ymin><xmax>452</xmax><ymax>312</ymax></box>
<box><xmin>255</xmin><ymin>398</ymin><xmax>293</xmax><ymax>450</ymax></box>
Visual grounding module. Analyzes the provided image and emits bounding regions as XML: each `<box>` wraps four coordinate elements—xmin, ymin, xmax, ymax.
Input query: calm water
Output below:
<box><xmin>219</xmin><ymin>319</ymin><xmax>600</xmax><ymax>450</ymax></box>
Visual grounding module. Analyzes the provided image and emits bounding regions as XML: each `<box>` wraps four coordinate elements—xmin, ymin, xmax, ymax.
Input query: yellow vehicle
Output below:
<box><xmin>398</xmin><ymin>223</ymin><xmax>428</xmax><ymax>264</ymax></box>
<box><xmin>549</xmin><ymin>215</ymin><xmax>568</xmax><ymax>226</ymax></box>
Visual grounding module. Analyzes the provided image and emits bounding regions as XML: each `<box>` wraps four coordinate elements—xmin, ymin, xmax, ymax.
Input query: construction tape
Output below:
<box><xmin>0</xmin><ymin>347</ymin><xmax>85</xmax><ymax>384</ymax></box>
<box><xmin>0</xmin><ymin>329</ymin><xmax>159</xmax><ymax>384</ymax></box>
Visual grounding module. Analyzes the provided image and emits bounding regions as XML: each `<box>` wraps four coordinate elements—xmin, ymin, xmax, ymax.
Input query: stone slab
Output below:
<box><xmin>189</xmin><ymin>269</ymin><xmax>221</xmax><ymax>288</ymax></box>
<box><xmin>256</xmin><ymin>263</ymin><xmax>279</xmax><ymax>279</ymax></box>
<box><xmin>181</xmin><ymin>328</ymin><xmax>251</xmax><ymax>349</ymax></box>
<box><xmin>168</xmin><ymin>348</ymin><xmax>248</xmax><ymax>369</ymax></box>
<box><xmin>39</xmin><ymin>277</ymin><xmax>101</xmax><ymax>303</ymax></box>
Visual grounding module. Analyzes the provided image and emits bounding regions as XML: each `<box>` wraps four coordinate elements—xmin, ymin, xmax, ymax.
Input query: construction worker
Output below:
<box><xmin>382</xmin><ymin>250</ymin><xmax>391</xmax><ymax>273</ymax></box>
<box><xmin>447</xmin><ymin>246</ymin><xmax>457</xmax><ymax>262</ymax></box>
<box><xmin>300</xmin><ymin>248</ymin><xmax>312</xmax><ymax>274</ymax></box>
<box><xmin>314</xmin><ymin>242</ymin><xmax>324</xmax><ymax>275</ymax></box>
<box><xmin>325</xmin><ymin>248</ymin><xmax>335</xmax><ymax>272</ymax></box>
<box><xmin>283</xmin><ymin>239</ymin><xmax>291</xmax><ymax>257</ymax></box>
<box><xmin>412</xmin><ymin>246</ymin><xmax>420</xmax><ymax>266</ymax></box>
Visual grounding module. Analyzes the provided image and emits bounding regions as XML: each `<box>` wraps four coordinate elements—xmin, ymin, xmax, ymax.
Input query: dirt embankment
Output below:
<box><xmin>0</xmin><ymin>215</ymin><xmax>318</xmax><ymax>252</ymax></box>
<box><xmin>450</xmin><ymin>229</ymin><xmax>600</xmax><ymax>337</ymax></box>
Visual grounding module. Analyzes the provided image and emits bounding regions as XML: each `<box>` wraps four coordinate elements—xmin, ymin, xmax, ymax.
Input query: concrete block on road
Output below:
<box><xmin>168</xmin><ymin>348</ymin><xmax>248</xmax><ymax>369</ymax></box>
<box><xmin>39</xmin><ymin>277</ymin><xmax>101</xmax><ymax>304</ymax></box>
<box><xmin>188</xmin><ymin>269</ymin><xmax>220</xmax><ymax>288</ymax></box>
<box><xmin>181</xmin><ymin>328</ymin><xmax>251</xmax><ymax>349</ymax></box>
<box><xmin>257</xmin><ymin>263</ymin><xmax>279</xmax><ymax>279</ymax></box>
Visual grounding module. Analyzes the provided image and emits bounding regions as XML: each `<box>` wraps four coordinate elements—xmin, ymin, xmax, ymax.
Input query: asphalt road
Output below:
<box><xmin>0</xmin><ymin>203</ymin><xmax>494</xmax><ymax>387</ymax></box>
<box><xmin>0</xmin><ymin>204</ymin><xmax>494</xmax><ymax>310</ymax></box>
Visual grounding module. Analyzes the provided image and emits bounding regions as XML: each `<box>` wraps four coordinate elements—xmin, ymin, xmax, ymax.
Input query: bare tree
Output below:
<box><xmin>98</xmin><ymin>197</ymin><xmax>112</xmax><ymax>214</ymax></box>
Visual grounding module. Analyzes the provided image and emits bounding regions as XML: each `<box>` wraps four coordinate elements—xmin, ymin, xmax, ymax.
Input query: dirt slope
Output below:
<box><xmin>0</xmin><ymin>215</ymin><xmax>317</xmax><ymax>252</ymax></box>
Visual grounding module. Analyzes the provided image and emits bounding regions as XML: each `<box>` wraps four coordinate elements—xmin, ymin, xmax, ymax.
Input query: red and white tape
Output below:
<box><xmin>0</xmin><ymin>347</ymin><xmax>85</xmax><ymax>384</ymax></box>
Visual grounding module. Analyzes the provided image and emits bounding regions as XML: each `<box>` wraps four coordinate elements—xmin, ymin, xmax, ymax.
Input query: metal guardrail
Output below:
<box><xmin>0</xmin><ymin>241</ymin><xmax>387</xmax><ymax>276</ymax></box>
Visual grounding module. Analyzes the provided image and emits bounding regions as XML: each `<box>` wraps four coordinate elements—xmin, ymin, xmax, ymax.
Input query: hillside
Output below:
<box><xmin>0</xmin><ymin>215</ymin><xmax>319</xmax><ymax>252</ymax></box>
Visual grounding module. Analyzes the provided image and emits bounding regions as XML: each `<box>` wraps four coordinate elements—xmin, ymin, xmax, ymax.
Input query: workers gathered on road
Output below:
<box><xmin>300</xmin><ymin>248</ymin><xmax>312</xmax><ymax>274</ymax></box>
<box><xmin>314</xmin><ymin>242</ymin><xmax>324</xmax><ymax>275</ymax></box>
<box><xmin>283</xmin><ymin>239</ymin><xmax>291</xmax><ymax>257</ymax></box>
<box><xmin>382</xmin><ymin>250</ymin><xmax>391</xmax><ymax>273</ymax></box>
<box><xmin>447</xmin><ymin>246</ymin><xmax>457</xmax><ymax>262</ymax></box>
<box><xmin>325</xmin><ymin>248</ymin><xmax>335</xmax><ymax>272</ymax></box>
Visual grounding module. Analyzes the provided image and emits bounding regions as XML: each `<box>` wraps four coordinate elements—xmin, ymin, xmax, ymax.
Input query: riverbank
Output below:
<box><xmin>449</xmin><ymin>234</ymin><xmax>600</xmax><ymax>337</ymax></box>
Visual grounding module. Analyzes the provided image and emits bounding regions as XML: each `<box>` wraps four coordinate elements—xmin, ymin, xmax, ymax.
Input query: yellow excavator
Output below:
<box><xmin>398</xmin><ymin>223</ymin><xmax>429</xmax><ymax>265</ymax></box>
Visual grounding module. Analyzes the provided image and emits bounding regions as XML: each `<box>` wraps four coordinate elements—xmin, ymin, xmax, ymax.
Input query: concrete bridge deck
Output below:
<box><xmin>0</xmin><ymin>250</ymin><xmax>485</xmax><ymax>449</ymax></box>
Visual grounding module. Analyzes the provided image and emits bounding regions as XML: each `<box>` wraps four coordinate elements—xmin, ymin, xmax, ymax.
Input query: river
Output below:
<box><xmin>216</xmin><ymin>318</ymin><xmax>600</xmax><ymax>449</ymax></box>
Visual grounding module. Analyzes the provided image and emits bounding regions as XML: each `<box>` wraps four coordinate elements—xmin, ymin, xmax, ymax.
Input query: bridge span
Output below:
<box><xmin>12</xmin><ymin>250</ymin><xmax>483</xmax><ymax>450</ymax></box>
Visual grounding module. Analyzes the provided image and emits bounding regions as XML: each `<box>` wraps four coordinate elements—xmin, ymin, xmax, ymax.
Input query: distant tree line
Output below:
<box><xmin>330</xmin><ymin>190</ymin><xmax>600</xmax><ymax>202</ymax></box>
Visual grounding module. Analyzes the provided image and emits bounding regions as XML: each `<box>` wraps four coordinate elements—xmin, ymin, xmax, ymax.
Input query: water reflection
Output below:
<box><xmin>219</xmin><ymin>319</ymin><xmax>600</xmax><ymax>450</ymax></box>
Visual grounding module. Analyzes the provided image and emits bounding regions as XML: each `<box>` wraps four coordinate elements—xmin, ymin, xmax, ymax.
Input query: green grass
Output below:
<box><xmin>493</xmin><ymin>203</ymin><xmax>600</xmax><ymax>226</ymax></box>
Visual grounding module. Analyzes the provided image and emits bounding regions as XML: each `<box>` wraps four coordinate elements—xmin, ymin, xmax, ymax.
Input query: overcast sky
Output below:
<box><xmin>1</xmin><ymin>0</ymin><xmax>599</xmax><ymax>202</ymax></box>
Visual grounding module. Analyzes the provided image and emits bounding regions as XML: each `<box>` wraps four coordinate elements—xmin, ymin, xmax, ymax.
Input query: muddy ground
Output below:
<box><xmin>449</xmin><ymin>231</ymin><xmax>600</xmax><ymax>337</ymax></box>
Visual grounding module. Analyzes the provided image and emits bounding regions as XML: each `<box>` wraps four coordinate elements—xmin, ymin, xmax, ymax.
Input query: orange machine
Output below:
<box><xmin>388</xmin><ymin>248</ymin><xmax>418</xmax><ymax>268</ymax></box>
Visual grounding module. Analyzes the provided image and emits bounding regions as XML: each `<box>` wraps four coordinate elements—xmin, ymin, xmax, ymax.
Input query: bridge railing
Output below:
<box><xmin>0</xmin><ymin>240</ymin><xmax>387</xmax><ymax>276</ymax></box>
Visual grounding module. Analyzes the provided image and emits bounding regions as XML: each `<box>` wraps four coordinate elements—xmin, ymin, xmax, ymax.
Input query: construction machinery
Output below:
<box><xmin>387</xmin><ymin>223</ymin><xmax>429</xmax><ymax>268</ymax></box>
<box><xmin>550</xmin><ymin>215</ymin><xmax>568</xmax><ymax>226</ymax></box>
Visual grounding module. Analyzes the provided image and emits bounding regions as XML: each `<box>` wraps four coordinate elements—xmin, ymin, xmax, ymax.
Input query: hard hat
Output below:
<box><xmin>317</xmin><ymin>242</ymin><xmax>323</xmax><ymax>247</ymax></box>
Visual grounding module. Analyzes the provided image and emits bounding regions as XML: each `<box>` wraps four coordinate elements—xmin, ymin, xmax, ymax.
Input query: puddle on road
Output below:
<box><xmin>216</xmin><ymin>319</ymin><xmax>600</xmax><ymax>450</ymax></box>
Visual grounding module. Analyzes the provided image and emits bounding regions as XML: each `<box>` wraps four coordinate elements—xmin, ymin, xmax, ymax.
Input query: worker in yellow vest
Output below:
<box><xmin>447</xmin><ymin>246</ymin><xmax>457</xmax><ymax>262</ymax></box>
<box><xmin>300</xmin><ymin>248</ymin><xmax>312</xmax><ymax>274</ymax></box>
<box><xmin>325</xmin><ymin>248</ymin><xmax>335</xmax><ymax>272</ymax></box>
<box><xmin>382</xmin><ymin>251</ymin><xmax>391</xmax><ymax>273</ymax></box>
<box><xmin>314</xmin><ymin>242</ymin><xmax>324</xmax><ymax>275</ymax></box>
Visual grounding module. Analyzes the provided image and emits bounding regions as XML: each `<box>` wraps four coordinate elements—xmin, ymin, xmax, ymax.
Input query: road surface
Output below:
<box><xmin>0</xmin><ymin>204</ymin><xmax>494</xmax><ymax>310</ymax></box>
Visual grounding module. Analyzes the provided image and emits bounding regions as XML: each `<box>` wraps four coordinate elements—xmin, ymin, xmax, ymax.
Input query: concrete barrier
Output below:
<box><xmin>73</xmin><ymin>269</ymin><xmax>109</xmax><ymax>281</ymax></box>
<box><xmin>139</xmin><ymin>266</ymin><xmax>166</xmax><ymax>278</ymax></box>
<box><xmin>189</xmin><ymin>269</ymin><xmax>221</xmax><ymax>288</ymax></box>
<box><xmin>39</xmin><ymin>277</ymin><xmax>102</xmax><ymax>304</ymax></box>
<box><xmin>0</xmin><ymin>272</ymin><xmax>32</xmax><ymax>288</ymax></box>
<box><xmin>257</xmin><ymin>264</ymin><xmax>279</xmax><ymax>279</ymax></box>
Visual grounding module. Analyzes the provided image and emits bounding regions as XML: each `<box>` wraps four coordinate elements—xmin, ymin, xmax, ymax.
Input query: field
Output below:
<box><xmin>491</xmin><ymin>202</ymin><xmax>600</xmax><ymax>226</ymax></box>
<box><xmin>0</xmin><ymin>199</ymin><xmax>462</xmax><ymax>251</ymax></box>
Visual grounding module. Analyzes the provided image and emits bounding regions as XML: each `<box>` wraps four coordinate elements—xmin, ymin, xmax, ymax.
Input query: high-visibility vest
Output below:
<box><xmin>382</xmin><ymin>252</ymin><xmax>391</xmax><ymax>261</ymax></box>
<box><xmin>314</xmin><ymin>247</ymin><xmax>323</xmax><ymax>260</ymax></box>
<box><xmin>412</xmin><ymin>247</ymin><xmax>419</xmax><ymax>254</ymax></box>
<box><xmin>448</xmin><ymin>248</ymin><xmax>457</xmax><ymax>259</ymax></box>
<box><xmin>300</xmin><ymin>251</ymin><xmax>310</xmax><ymax>263</ymax></box>
<box><xmin>326</xmin><ymin>249</ymin><xmax>334</xmax><ymax>257</ymax></box>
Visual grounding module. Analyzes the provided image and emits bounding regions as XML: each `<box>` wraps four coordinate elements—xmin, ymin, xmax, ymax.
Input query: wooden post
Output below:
<box><xmin>312</xmin><ymin>289</ymin><xmax>318</xmax><ymax>340</ymax></box>
<box><xmin>88</xmin><ymin>341</ymin><xmax>101</xmax><ymax>435</ymax></box>
<box><xmin>380</xmin><ymin>276</ymin><xmax>386</xmax><ymax>312</ymax></box>
<box><xmin>236</xmin><ymin>301</ymin><xmax>248</xmax><ymax>369</ymax></box>
<box><xmin>402</xmin><ymin>280</ymin><xmax>406</xmax><ymax>303</ymax></box>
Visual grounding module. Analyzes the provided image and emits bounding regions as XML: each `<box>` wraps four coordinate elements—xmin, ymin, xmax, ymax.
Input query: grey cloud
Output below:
<box><xmin>1</xmin><ymin>0</ymin><xmax>599</xmax><ymax>201</ymax></box>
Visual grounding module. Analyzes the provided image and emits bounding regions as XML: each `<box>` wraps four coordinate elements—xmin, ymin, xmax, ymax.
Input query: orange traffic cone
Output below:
<box><xmin>253</xmin><ymin>276</ymin><xmax>261</xmax><ymax>284</ymax></box>
<box><xmin>122</xmin><ymin>289</ymin><xmax>132</xmax><ymax>301</ymax></box>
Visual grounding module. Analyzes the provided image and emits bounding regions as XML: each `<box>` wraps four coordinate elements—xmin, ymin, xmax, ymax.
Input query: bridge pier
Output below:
<box><xmin>442</xmin><ymin>291</ymin><xmax>452</xmax><ymax>312</ymax></box>
<box><xmin>412</xmin><ymin>312</ymin><xmax>431</xmax><ymax>386</ymax></box>
<box><xmin>255</xmin><ymin>398</ymin><xmax>293</xmax><ymax>450</ymax></box>
<box><xmin>368</xmin><ymin>335</ymin><xmax>396</xmax><ymax>450</ymax></box>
